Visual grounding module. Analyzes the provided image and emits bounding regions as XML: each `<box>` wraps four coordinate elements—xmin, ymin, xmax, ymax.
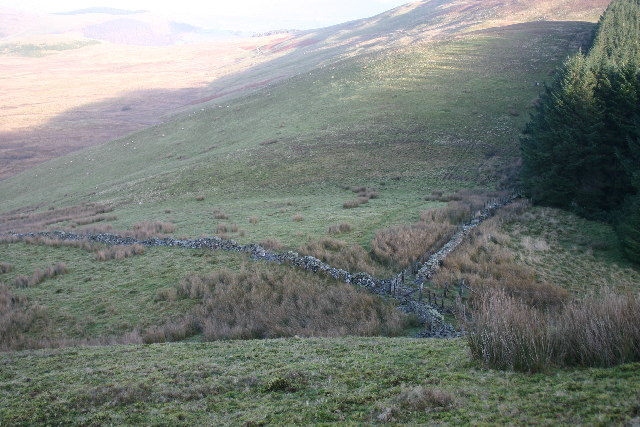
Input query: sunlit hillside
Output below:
<box><xmin>2</xmin><ymin>1</ymin><xmax>639</xmax><ymax>424</ymax></box>
<box><xmin>0</xmin><ymin>0</ymin><xmax>606</xmax><ymax>247</ymax></box>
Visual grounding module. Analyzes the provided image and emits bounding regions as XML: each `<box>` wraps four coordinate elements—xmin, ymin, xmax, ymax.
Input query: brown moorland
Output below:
<box><xmin>0</xmin><ymin>34</ymin><xmax>293</xmax><ymax>179</ymax></box>
<box><xmin>0</xmin><ymin>0</ymin><xmax>609</xmax><ymax>180</ymax></box>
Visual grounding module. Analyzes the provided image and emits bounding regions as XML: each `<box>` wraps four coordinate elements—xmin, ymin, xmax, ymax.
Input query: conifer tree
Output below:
<box><xmin>521</xmin><ymin>0</ymin><xmax>639</xmax><ymax>214</ymax></box>
<box><xmin>520</xmin><ymin>0</ymin><xmax>640</xmax><ymax>262</ymax></box>
<box><xmin>617</xmin><ymin>129</ymin><xmax>640</xmax><ymax>263</ymax></box>
<box><xmin>520</xmin><ymin>53</ymin><xmax>603</xmax><ymax>213</ymax></box>
<box><xmin>617</xmin><ymin>194</ymin><xmax>640</xmax><ymax>263</ymax></box>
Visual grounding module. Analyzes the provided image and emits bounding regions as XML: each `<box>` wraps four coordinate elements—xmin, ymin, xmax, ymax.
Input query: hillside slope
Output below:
<box><xmin>0</xmin><ymin>0</ymin><xmax>608</xmax><ymax>249</ymax></box>
<box><xmin>0</xmin><ymin>34</ymin><xmax>289</xmax><ymax>179</ymax></box>
<box><xmin>4</xmin><ymin>2</ymin><xmax>640</xmax><ymax>424</ymax></box>
<box><xmin>1</xmin><ymin>338</ymin><xmax>639</xmax><ymax>425</ymax></box>
<box><xmin>0</xmin><ymin>0</ymin><xmax>608</xmax><ymax>180</ymax></box>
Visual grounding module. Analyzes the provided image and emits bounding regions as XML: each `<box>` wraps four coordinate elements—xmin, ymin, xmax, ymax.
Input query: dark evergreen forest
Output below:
<box><xmin>521</xmin><ymin>0</ymin><xmax>640</xmax><ymax>262</ymax></box>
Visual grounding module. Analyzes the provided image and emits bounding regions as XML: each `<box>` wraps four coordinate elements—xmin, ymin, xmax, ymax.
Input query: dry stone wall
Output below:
<box><xmin>3</xmin><ymin>196</ymin><xmax>516</xmax><ymax>339</ymax></box>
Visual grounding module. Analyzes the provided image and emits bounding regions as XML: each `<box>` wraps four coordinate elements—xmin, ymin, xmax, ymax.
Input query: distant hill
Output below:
<box><xmin>82</xmin><ymin>18</ymin><xmax>245</xmax><ymax>45</ymax></box>
<box><xmin>0</xmin><ymin>0</ymin><xmax>612</xmax><ymax>181</ymax></box>
<box><xmin>82</xmin><ymin>18</ymin><xmax>175</xmax><ymax>46</ymax></box>
<box><xmin>0</xmin><ymin>0</ymin><xmax>611</xmax><ymax>211</ymax></box>
<box><xmin>55</xmin><ymin>7</ymin><xmax>147</xmax><ymax>15</ymax></box>
<box><xmin>0</xmin><ymin>7</ymin><xmax>243</xmax><ymax>46</ymax></box>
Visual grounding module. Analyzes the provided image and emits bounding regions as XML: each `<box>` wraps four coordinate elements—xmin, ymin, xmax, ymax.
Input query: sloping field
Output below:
<box><xmin>1</xmin><ymin>339</ymin><xmax>639</xmax><ymax>425</ymax></box>
<box><xmin>0</xmin><ymin>20</ymin><xmax>596</xmax><ymax>249</ymax></box>
<box><xmin>3</xmin><ymin>1</ymin><xmax>640</xmax><ymax>424</ymax></box>
<box><xmin>0</xmin><ymin>0</ymin><xmax>608</xmax><ymax>179</ymax></box>
<box><xmin>0</xmin><ymin>0</ymin><xmax>628</xmax><ymax>349</ymax></box>
<box><xmin>0</xmin><ymin>35</ymin><xmax>293</xmax><ymax>179</ymax></box>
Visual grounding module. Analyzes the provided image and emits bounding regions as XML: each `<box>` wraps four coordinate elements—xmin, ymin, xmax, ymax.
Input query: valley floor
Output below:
<box><xmin>1</xmin><ymin>338</ymin><xmax>638</xmax><ymax>425</ymax></box>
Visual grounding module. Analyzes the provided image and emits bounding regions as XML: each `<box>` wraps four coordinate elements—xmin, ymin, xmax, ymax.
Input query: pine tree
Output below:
<box><xmin>617</xmin><ymin>194</ymin><xmax>640</xmax><ymax>263</ymax></box>
<box><xmin>521</xmin><ymin>0</ymin><xmax>640</xmax><ymax>263</ymax></box>
<box><xmin>617</xmin><ymin>126</ymin><xmax>640</xmax><ymax>263</ymax></box>
<box><xmin>521</xmin><ymin>0</ymin><xmax>640</xmax><ymax>219</ymax></box>
<box><xmin>520</xmin><ymin>53</ymin><xmax>603</xmax><ymax>212</ymax></box>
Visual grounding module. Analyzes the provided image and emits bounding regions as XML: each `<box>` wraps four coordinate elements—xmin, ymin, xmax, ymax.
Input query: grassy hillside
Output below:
<box><xmin>1</xmin><ymin>338</ymin><xmax>639</xmax><ymax>425</ymax></box>
<box><xmin>3</xmin><ymin>1</ymin><xmax>640</xmax><ymax>424</ymax></box>
<box><xmin>0</xmin><ymin>20</ymin><xmax>595</xmax><ymax>250</ymax></box>
<box><xmin>0</xmin><ymin>35</ymin><xmax>291</xmax><ymax>179</ymax></box>
<box><xmin>2</xmin><ymin>0</ymin><xmax>607</xmax><ymax>180</ymax></box>
<box><xmin>1</xmin><ymin>0</ymin><xmax>628</xmax><ymax>347</ymax></box>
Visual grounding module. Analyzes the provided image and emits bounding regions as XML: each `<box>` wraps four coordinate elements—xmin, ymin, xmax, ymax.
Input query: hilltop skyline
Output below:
<box><xmin>0</xmin><ymin>0</ymin><xmax>412</xmax><ymax>31</ymax></box>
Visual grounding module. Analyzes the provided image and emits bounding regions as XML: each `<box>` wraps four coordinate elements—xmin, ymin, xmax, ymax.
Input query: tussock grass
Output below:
<box><xmin>376</xmin><ymin>385</ymin><xmax>458</xmax><ymax>422</ymax></box>
<box><xmin>558</xmin><ymin>291</ymin><xmax>640</xmax><ymax>367</ymax></box>
<box><xmin>4</xmin><ymin>235</ymin><xmax>98</xmax><ymax>252</ymax></box>
<box><xmin>141</xmin><ymin>316</ymin><xmax>199</xmax><ymax>344</ymax></box>
<box><xmin>341</xmin><ymin>186</ymin><xmax>380</xmax><ymax>209</ymax></box>
<box><xmin>327</xmin><ymin>222</ymin><xmax>352</xmax><ymax>234</ymax></box>
<box><xmin>248</xmin><ymin>216</ymin><xmax>259</xmax><ymax>224</ymax></box>
<box><xmin>467</xmin><ymin>288</ymin><xmax>554</xmax><ymax>372</ymax></box>
<box><xmin>32</xmin><ymin>236</ymin><xmax>95</xmax><ymax>250</ymax></box>
<box><xmin>0</xmin><ymin>262</ymin><xmax>13</xmax><ymax>274</ymax></box>
<box><xmin>434</xmin><ymin>200</ymin><xmax>569</xmax><ymax>308</ymax></box>
<box><xmin>95</xmin><ymin>245</ymin><xmax>145</xmax><ymax>262</ymax></box>
<box><xmin>343</xmin><ymin>198</ymin><xmax>369</xmax><ymax>209</ymax></box>
<box><xmin>131</xmin><ymin>221</ymin><xmax>176</xmax><ymax>239</ymax></box>
<box><xmin>0</xmin><ymin>203</ymin><xmax>114</xmax><ymax>233</ymax></box>
<box><xmin>74</xmin><ymin>224</ymin><xmax>115</xmax><ymax>234</ymax></box>
<box><xmin>151</xmin><ymin>264</ymin><xmax>409</xmax><ymax>342</ymax></box>
<box><xmin>0</xmin><ymin>243</ymin><xmax>252</xmax><ymax>348</ymax></box>
<box><xmin>73</xmin><ymin>214</ymin><xmax>117</xmax><ymax>227</ymax></box>
<box><xmin>351</xmin><ymin>186</ymin><xmax>379</xmax><ymax>199</ymax></box>
<box><xmin>0</xmin><ymin>284</ymin><xmax>49</xmax><ymax>351</ymax></box>
<box><xmin>425</xmin><ymin>190</ymin><xmax>445</xmax><ymax>200</ymax></box>
<box><xmin>213</xmin><ymin>210</ymin><xmax>229</xmax><ymax>220</ymax></box>
<box><xmin>292</xmin><ymin>213</ymin><xmax>304</xmax><ymax>222</ymax></box>
<box><xmin>373</xmin><ymin>189</ymin><xmax>509</xmax><ymax>269</ymax></box>
<box><xmin>394</xmin><ymin>386</ymin><xmax>456</xmax><ymax>411</ymax></box>
<box><xmin>260</xmin><ymin>238</ymin><xmax>283</xmax><ymax>250</ymax></box>
<box><xmin>13</xmin><ymin>262</ymin><xmax>68</xmax><ymax>288</ymax></box>
<box><xmin>372</xmin><ymin>221</ymin><xmax>456</xmax><ymax>269</ymax></box>
<box><xmin>298</xmin><ymin>238</ymin><xmax>382</xmax><ymax>275</ymax></box>
<box><xmin>468</xmin><ymin>288</ymin><xmax>640</xmax><ymax>371</ymax></box>
<box><xmin>0</xmin><ymin>236</ymin><xmax>19</xmax><ymax>244</ymax></box>
<box><xmin>1</xmin><ymin>235</ymin><xmax>148</xmax><ymax>265</ymax></box>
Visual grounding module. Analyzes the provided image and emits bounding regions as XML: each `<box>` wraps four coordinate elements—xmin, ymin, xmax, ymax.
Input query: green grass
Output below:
<box><xmin>0</xmin><ymin>241</ymin><xmax>411</xmax><ymax>343</ymax></box>
<box><xmin>1</xmin><ymin>7</ymin><xmax>637</xmax><ymax>425</ymax></box>
<box><xmin>0</xmin><ymin>243</ymin><xmax>247</xmax><ymax>339</ymax></box>
<box><xmin>506</xmin><ymin>207</ymin><xmax>640</xmax><ymax>294</ymax></box>
<box><xmin>0</xmin><ymin>338</ymin><xmax>638</xmax><ymax>425</ymax></box>
<box><xmin>0</xmin><ymin>22</ymin><xmax>592</xmax><ymax>251</ymax></box>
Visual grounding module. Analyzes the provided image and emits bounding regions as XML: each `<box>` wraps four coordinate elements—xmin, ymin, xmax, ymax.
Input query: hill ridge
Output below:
<box><xmin>55</xmin><ymin>7</ymin><xmax>148</xmax><ymax>16</ymax></box>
